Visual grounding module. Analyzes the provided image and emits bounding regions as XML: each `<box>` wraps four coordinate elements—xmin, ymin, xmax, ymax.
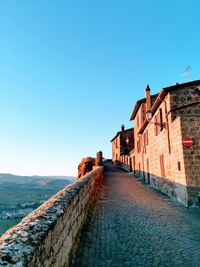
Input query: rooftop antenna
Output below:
<box><xmin>182</xmin><ymin>65</ymin><xmax>191</xmax><ymax>81</ymax></box>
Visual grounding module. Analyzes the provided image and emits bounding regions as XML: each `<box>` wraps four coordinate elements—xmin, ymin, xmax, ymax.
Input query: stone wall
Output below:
<box><xmin>181</xmin><ymin>115</ymin><xmax>200</xmax><ymax>205</ymax></box>
<box><xmin>130</xmin><ymin>83</ymin><xmax>200</xmax><ymax>206</ymax></box>
<box><xmin>0</xmin><ymin>166</ymin><xmax>104</xmax><ymax>267</ymax></box>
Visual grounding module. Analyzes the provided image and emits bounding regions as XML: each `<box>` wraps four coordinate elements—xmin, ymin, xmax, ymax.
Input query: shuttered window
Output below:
<box><xmin>144</xmin><ymin>130</ymin><xmax>148</xmax><ymax>145</ymax></box>
<box><xmin>154</xmin><ymin>108</ymin><xmax>164</xmax><ymax>136</ymax></box>
<box><xmin>160</xmin><ymin>154</ymin><xmax>165</xmax><ymax>177</ymax></box>
<box><xmin>137</xmin><ymin>139</ymin><xmax>141</xmax><ymax>153</ymax></box>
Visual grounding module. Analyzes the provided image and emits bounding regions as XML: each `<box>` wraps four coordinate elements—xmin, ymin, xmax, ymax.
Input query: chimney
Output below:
<box><xmin>121</xmin><ymin>124</ymin><xmax>125</xmax><ymax>131</ymax></box>
<box><xmin>145</xmin><ymin>85</ymin><xmax>151</xmax><ymax>111</ymax></box>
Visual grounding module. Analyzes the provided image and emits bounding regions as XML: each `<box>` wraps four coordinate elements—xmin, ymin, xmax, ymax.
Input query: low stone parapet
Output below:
<box><xmin>0</xmin><ymin>166</ymin><xmax>104</xmax><ymax>267</ymax></box>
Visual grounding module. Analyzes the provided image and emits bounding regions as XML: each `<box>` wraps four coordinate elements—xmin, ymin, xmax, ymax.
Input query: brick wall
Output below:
<box><xmin>131</xmin><ymin>84</ymin><xmax>200</xmax><ymax>206</ymax></box>
<box><xmin>140</xmin><ymin>98</ymin><xmax>188</xmax><ymax>205</ymax></box>
<box><xmin>0</xmin><ymin>166</ymin><xmax>104</xmax><ymax>267</ymax></box>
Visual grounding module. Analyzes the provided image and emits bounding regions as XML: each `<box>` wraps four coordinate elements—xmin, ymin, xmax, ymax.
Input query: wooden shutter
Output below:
<box><xmin>160</xmin><ymin>154</ymin><xmax>165</xmax><ymax>177</ymax></box>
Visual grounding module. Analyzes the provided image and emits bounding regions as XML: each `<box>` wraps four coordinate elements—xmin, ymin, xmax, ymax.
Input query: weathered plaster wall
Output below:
<box><xmin>0</xmin><ymin>166</ymin><xmax>104</xmax><ymax>267</ymax></box>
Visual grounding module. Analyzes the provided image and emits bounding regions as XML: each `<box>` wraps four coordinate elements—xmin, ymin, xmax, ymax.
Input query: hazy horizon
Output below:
<box><xmin>0</xmin><ymin>172</ymin><xmax>76</xmax><ymax>179</ymax></box>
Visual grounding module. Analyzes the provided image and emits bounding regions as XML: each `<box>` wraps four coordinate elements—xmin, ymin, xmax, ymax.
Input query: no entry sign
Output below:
<box><xmin>183</xmin><ymin>136</ymin><xmax>193</xmax><ymax>147</ymax></box>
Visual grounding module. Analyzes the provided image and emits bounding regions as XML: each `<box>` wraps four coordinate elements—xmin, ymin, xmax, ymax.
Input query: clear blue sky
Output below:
<box><xmin>0</xmin><ymin>0</ymin><xmax>199</xmax><ymax>176</ymax></box>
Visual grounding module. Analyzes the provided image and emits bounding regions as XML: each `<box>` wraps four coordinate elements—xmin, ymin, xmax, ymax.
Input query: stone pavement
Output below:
<box><xmin>71</xmin><ymin>163</ymin><xmax>200</xmax><ymax>267</ymax></box>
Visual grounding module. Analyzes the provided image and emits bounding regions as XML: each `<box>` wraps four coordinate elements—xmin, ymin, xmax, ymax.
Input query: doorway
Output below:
<box><xmin>129</xmin><ymin>158</ymin><xmax>132</xmax><ymax>172</ymax></box>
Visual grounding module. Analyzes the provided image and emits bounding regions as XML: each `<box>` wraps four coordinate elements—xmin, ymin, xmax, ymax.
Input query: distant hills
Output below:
<box><xmin>0</xmin><ymin>173</ymin><xmax>76</xmax><ymax>235</ymax></box>
<box><xmin>0</xmin><ymin>173</ymin><xmax>76</xmax><ymax>210</ymax></box>
<box><xmin>0</xmin><ymin>173</ymin><xmax>75</xmax><ymax>184</ymax></box>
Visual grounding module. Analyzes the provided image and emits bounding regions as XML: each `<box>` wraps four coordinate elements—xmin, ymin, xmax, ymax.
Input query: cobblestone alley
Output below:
<box><xmin>72</xmin><ymin>163</ymin><xmax>200</xmax><ymax>267</ymax></box>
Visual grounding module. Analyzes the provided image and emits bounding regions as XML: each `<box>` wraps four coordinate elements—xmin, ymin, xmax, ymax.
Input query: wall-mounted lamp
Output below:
<box><xmin>146</xmin><ymin>110</ymin><xmax>167</xmax><ymax>128</ymax></box>
<box><xmin>146</xmin><ymin>110</ymin><xmax>153</xmax><ymax>121</ymax></box>
<box><xmin>126</xmin><ymin>137</ymin><xmax>129</xmax><ymax>145</ymax></box>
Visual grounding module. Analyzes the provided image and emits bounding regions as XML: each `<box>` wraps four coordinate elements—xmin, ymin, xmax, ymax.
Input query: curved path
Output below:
<box><xmin>72</xmin><ymin>163</ymin><xmax>200</xmax><ymax>267</ymax></box>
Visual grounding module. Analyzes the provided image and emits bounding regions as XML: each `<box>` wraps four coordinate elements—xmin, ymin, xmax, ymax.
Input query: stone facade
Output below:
<box><xmin>0</xmin><ymin>166</ymin><xmax>104</xmax><ymax>267</ymax></box>
<box><xmin>129</xmin><ymin>81</ymin><xmax>200</xmax><ymax>206</ymax></box>
<box><xmin>111</xmin><ymin>125</ymin><xmax>134</xmax><ymax>170</ymax></box>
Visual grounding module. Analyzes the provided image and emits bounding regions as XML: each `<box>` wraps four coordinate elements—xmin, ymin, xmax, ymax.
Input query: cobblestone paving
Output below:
<box><xmin>72</xmin><ymin>164</ymin><xmax>200</xmax><ymax>267</ymax></box>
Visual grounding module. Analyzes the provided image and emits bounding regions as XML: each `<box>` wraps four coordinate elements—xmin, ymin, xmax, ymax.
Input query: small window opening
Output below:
<box><xmin>178</xmin><ymin>161</ymin><xmax>181</xmax><ymax>171</ymax></box>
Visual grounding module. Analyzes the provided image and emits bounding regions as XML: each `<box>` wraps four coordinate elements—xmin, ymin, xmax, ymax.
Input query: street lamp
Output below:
<box><xmin>126</xmin><ymin>136</ymin><xmax>129</xmax><ymax>145</ymax></box>
<box><xmin>146</xmin><ymin>110</ymin><xmax>153</xmax><ymax>122</ymax></box>
<box><xmin>146</xmin><ymin>110</ymin><xmax>166</xmax><ymax>128</ymax></box>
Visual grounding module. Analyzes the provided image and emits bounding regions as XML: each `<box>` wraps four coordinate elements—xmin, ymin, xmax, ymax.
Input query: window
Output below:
<box><xmin>144</xmin><ymin>130</ymin><xmax>148</xmax><ymax>145</ymax></box>
<box><xmin>160</xmin><ymin>154</ymin><xmax>165</xmax><ymax>177</ymax></box>
<box><xmin>137</xmin><ymin>139</ymin><xmax>141</xmax><ymax>153</ymax></box>
<box><xmin>154</xmin><ymin>108</ymin><xmax>164</xmax><ymax>136</ymax></box>
<box><xmin>143</xmin><ymin>134</ymin><xmax>146</xmax><ymax>154</ymax></box>
<box><xmin>159</xmin><ymin>108</ymin><xmax>163</xmax><ymax>131</ymax></box>
<box><xmin>133</xmin><ymin>156</ymin><xmax>135</xmax><ymax>173</ymax></box>
<box><xmin>178</xmin><ymin>161</ymin><xmax>181</xmax><ymax>171</ymax></box>
<box><xmin>146</xmin><ymin>130</ymin><xmax>148</xmax><ymax>145</ymax></box>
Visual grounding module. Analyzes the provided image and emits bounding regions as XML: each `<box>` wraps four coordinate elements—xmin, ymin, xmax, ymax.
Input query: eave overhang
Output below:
<box><xmin>137</xmin><ymin>79</ymin><xmax>200</xmax><ymax>134</ymax></box>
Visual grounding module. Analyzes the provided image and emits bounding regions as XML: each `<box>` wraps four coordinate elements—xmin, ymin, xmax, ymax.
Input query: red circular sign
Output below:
<box><xmin>183</xmin><ymin>136</ymin><xmax>193</xmax><ymax>147</ymax></box>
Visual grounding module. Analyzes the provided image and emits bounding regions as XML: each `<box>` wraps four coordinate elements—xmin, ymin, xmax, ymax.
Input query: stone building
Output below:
<box><xmin>111</xmin><ymin>125</ymin><xmax>134</xmax><ymax>170</ymax></box>
<box><xmin>129</xmin><ymin>80</ymin><xmax>200</xmax><ymax>206</ymax></box>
